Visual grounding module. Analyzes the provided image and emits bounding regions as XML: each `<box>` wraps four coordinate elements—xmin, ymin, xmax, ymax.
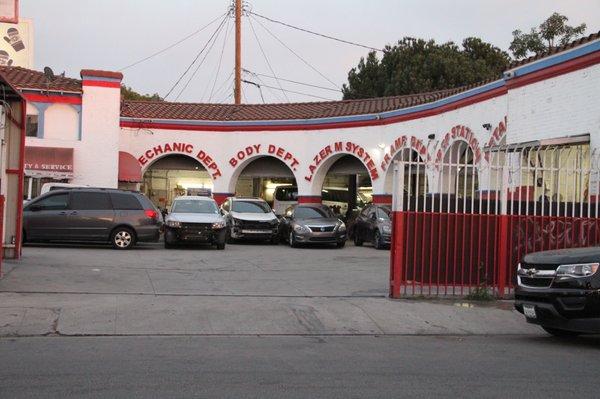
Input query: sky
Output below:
<box><xmin>21</xmin><ymin>0</ymin><xmax>600</xmax><ymax>104</ymax></box>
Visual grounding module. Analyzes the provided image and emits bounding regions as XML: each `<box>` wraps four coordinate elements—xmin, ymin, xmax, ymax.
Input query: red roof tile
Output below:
<box><xmin>80</xmin><ymin>69</ymin><xmax>123</xmax><ymax>80</ymax></box>
<box><xmin>0</xmin><ymin>66</ymin><xmax>82</xmax><ymax>93</ymax></box>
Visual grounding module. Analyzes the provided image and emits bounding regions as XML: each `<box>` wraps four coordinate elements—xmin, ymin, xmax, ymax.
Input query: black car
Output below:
<box><xmin>351</xmin><ymin>205</ymin><xmax>392</xmax><ymax>249</ymax></box>
<box><xmin>515</xmin><ymin>246</ymin><xmax>600</xmax><ymax>337</ymax></box>
<box><xmin>23</xmin><ymin>188</ymin><xmax>162</xmax><ymax>249</ymax></box>
<box><xmin>278</xmin><ymin>204</ymin><xmax>347</xmax><ymax>248</ymax></box>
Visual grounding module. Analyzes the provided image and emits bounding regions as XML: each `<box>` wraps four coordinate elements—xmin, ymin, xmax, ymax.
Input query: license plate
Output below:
<box><xmin>241</xmin><ymin>229</ymin><xmax>271</xmax><ymax>234</ymax></box>
<box><xmin>523</xmin><ymin>304</ymin><xmax>537</xmax><ymax>319</ymax></box>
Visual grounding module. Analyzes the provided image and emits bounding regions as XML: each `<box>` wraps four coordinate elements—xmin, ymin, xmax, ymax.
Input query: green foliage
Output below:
<box><xmin>342</xmin><ymin>37</ymin><xmax>509</xmax><ymax>100</ymax></box>
<box><xmin>510</xmin><ymin>12</ymin><xmax>586</xmax><ymax>59</ymax></box>
<box><xmin>121</xmin><ymin>85</ymin><xmax>163</xmax><ymax>101</ymax></box>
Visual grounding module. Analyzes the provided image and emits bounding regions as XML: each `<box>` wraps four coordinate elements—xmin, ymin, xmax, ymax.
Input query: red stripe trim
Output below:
<box><xmin>5</xmin><ymin>169</ymin><xmax>19</xmax><ymax>174</ymax></box>
<box><xmin>297</xmin><ymin>196</ymin><xmax>322</xmax><ymax>204</ymax></box>
<box><xmin>120</xmin><ymin>86</ymin><xmax>507</xmax><ymax>132</ymax></box>
<box><xmin>23</xmin><ymin>93</ymin><xmax>82</xmax><ymax>105</ymax></box>
<box><xmin>82</xmin><ymin>80</ymin><xmax>121</xmax><ymax>88</ymax></box>
<box><xmin>372</xmin><ymin>194</ymin><xmax>392</xmax><ymax>204</ymax></box>
<box><xmin>507</xmin><ymin>50</ymin><xmax>600</xmax><ymax>89</ymax></box>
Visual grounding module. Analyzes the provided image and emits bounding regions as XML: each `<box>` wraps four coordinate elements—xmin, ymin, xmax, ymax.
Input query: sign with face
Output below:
<box><xmin>0</xmin><ymin>18</ymin><xmax>32</xmax><ymax>68</ymax></box>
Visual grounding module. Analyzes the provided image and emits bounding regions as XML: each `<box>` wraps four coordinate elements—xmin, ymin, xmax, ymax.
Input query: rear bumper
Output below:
<box><xmin>515</xmin><ymin>286</ymin><xmax>600</xmax><ymax>333</ymax></box>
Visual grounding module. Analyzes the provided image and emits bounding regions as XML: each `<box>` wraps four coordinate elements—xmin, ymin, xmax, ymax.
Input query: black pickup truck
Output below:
<box><xmin>515</xmin><ymin>247</ymin><xmax>600</xmax><ymax>337</ymax></box>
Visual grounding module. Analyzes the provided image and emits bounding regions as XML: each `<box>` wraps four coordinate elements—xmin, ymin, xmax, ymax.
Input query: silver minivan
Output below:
<box><xmin>23</xmin><ymin>188</ymin><xmax>162</xmax><ymax>249</ymax></box>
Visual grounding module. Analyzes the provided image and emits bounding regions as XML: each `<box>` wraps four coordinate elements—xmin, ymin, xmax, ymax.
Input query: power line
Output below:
<box><xmin>118</xmin><ymin>13</ymin><xmax>227</xmax><ymax>71</ymax></box>
<box><xmin>172</xmin><ymin>16</ymin><xmax>230</xmax><ymax>101</ymax></box>
<box><xmin>208</xmin><ymin>18</ymin><xmax>232</xmax><ymax>102</ymax></box>
<box><xmin>242</xmin><ymin>79</ymin><xmax>265</xmax><ymax>103</ymax></box>
<box><xmin>163</xmin><ymin>14</ymin><xmax>229</xmax><ymax>100</ymax></box>
<box><xmin>250</xmin><ymin>14</ymin><xmax>341</xmax><ymax>91</ymax></box>
<box><xmin>211</xmin><ymin>69</ymin><xmax>234</xmax><ymax>102</ymax></box>
<box><xmin>247</xmin><ymin>16</ymin><xmax>289</xmax><ymax>102</ymax></box>
<box><xmin>243</xmin><ymin>80</ymin><xmax>337</xmax><ymax>101</ymax></box>
<box><xmin>243</xmin><ymin>69</ymin><xmax>343</xmax><ymax>93</ymax></box>
<box><xmin>250</xmin><ymin>11</ymin><xmax>384</xmax><ymax>53</ymax></box>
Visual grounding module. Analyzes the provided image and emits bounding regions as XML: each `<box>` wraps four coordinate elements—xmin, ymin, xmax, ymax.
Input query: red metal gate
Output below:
<box><xmin>389</xmin><ymin>142</ymin><xmax>600</xmax><ymax>298</ymax></box>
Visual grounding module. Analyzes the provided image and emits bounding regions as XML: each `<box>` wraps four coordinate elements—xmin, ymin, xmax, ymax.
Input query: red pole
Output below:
<box><xmin>497</xmin><ymin>214</ymin><xmax>510</xmax><ymax>298</ymax></box>
<box><xmin>389</xmin><ymin>211</ymin><xmax>405</xmax><ymax>298</ymax></box>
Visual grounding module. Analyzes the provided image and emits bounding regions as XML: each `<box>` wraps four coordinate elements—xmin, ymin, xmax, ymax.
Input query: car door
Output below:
<box><xmin>68</xmin><ymin>191</ymin><xmax>116</xmax><ymax>241</ymax></box>
<box><xmin>24</xmin><ymin>192</ymin><xmax>71</xmax><ymax>240</ymax></box>
<box><xmin>354</xmin><ymin>206</ymin><xmax>371</xmax><ymax>241</ymax></box>
<box><xmin>364</xmin><ymin>208</ymin><xmax>378</xmax><ymax>242</ymax></box>
<box><xmin>279</xmin><ymin>206</ymin><xmax>294</xmax><ymax>239</ymax></box>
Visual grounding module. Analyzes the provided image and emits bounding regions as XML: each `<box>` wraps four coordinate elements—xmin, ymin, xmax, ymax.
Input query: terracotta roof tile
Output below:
<box><xmin>0</xmin><ymin>66</ymin><xmax>82</xmax><ymax>93</ymax></box>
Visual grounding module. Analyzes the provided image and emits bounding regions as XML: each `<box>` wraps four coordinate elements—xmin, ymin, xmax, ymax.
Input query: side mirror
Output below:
<box><xmin>371</xmin><ymin>213</ymin><xmax>377</xmax><ymax>221</ymax></box>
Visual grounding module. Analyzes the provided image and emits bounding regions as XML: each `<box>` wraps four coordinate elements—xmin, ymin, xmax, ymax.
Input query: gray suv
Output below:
<box><xmin>23</xmin><ymin>188</ymin><xmax>161</xmax><ymax>249</ymax></box>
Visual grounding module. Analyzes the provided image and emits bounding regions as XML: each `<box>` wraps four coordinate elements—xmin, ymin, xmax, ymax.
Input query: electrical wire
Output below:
<box><xmin>174</xmin><ymin>16</ymin><xmax>230</xmax><ymax>101</ymax></box>
<box><xmin>208</xmin><ymin>19</ymin><xmax>232</xmax><ymax>102</ymax></box>
<box><xmin>243</xmin><ymin>69</ymin><xmax>342</xmax><ymax>93</ymax></box>
<box><xmin>211</xmin><ymin>69</ymin><xmax>234</xmax><ymax>102</ymax></box>
<box><xmin>250</xmin><ymin>11</ymin><xmax>384</xmax><ymax>52</ymax></box>
<box><xmin>250</xmin><ymin>15</ymin><xmax>341</xmax><ymax>91</ymax></box>
<box><xmin>247</xmin><ymin>16</ymin><xmax>289</xmax><ymax>102</ymax></box>
<box><xmin>118</xmin><ymin>13</ymin><xmax>227</xmax><ymax>71</ymax></box>
<box><xmin>243</xmin><ymin>80</ymin><xmax>337</xmax><ymax>101</ymax></box>
<box><xmin>163</xmin><ymin>14</ymin><xmax>228</xmax><ymax>100</ymax></box>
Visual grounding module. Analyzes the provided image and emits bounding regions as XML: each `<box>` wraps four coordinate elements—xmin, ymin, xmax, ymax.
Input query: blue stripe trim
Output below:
<box><xmin>507</xmin><ymin>38</ymin><xmax>600</xmax><ymax>79</ymax></box>
<box><xmin>21</xmin><ymin>89</ymin><xmax>81</xmax><ymax>97</ymax></box>
<box><xmin>120</xmin><ymin>80</ymin><xmax>505</xmax><ymax>128</ymax></box>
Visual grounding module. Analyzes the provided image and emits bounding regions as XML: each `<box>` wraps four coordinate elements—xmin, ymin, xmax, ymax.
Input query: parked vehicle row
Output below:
<box><xmin>23</xmin><ymin>188</ymin><xmax>392</xmax><ymax>251</ymax></box>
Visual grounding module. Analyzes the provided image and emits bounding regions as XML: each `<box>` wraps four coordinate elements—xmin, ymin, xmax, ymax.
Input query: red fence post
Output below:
<box><xmin>389</xmin><ymin>211</ymin><xmax>405</xmax><ymax>298</ymax></box>
<box><xmin>497</xmin><ymin>214</ymin><xmax>509</xmax><ymax>298</ymax></box>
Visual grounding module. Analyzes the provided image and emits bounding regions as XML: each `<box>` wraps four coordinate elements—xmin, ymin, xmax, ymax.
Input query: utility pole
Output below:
<box><xmin>234</xmin><ymin>0</ymin><xmax>242</xmax><ymax>104</ymax></box>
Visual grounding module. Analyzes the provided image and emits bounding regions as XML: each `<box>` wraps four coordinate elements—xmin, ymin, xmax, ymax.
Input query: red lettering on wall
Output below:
<box><xmin>304</xmin><ymin>141</ymin><xmax>379</xmax><ymax>183</ymax></box>
<box><xmin>138</xmin><ymin>143</ymin><xmax>222</xmax><ymax>180</ymax></box>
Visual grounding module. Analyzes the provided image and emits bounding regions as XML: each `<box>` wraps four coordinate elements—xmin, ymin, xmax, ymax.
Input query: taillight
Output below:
<box><xmin>144</xmin><ymin>209</ymin><xmax>158</xmax><ymax>219</ymax></box>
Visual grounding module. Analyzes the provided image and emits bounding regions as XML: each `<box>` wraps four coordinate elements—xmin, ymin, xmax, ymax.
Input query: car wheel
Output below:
<box><xmin>354</xmin><ymin>230</ymin><xmax>363</xmax><ymax>246</ymax></box>
<box><xmin>111</xmin><ymin>227</ymin><xmax>135</xmax><ymax>250</ymax></box>
<box><xmin>226</xmin><ymin>227</ymin><xmax>235</xmax><ymax>244</ymax></box>
<box><xmin>336</xmin><ymin>241</ymin><xmax>346</xmax><ymax>248</ymax></box>
<box><xmin>270</xmin><ymin>236</ymin><xmax>279</xmax><ymax>245</ymax></box>
<box><xmin>216</xmin><ymin>241</ymin><xmax>226</xmax><ymax>250</ymax></box>
<box><xmin>373</xmin><ymin>230</ymin><xmax>383</xmax><ymax>250</ymax></box>
<box><xmin>289</xmin><ymin>232</ymin><xmax>298</xmax><ymax>248</ymax></box>
<box><xmin>542</xmin><ymin>326</ymin><xmax>581</xmax><ymax>338</ymax></box>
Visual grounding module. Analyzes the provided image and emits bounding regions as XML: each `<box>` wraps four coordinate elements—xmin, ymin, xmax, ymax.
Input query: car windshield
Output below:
<box><xmin>294</xmin><ymin>206</ymin><xmax>333</xmax><ymax>219</ymax></box>
<box><xmin>275</xmin><ymin>186</ymin><xmax>298</xmax><ymax>201</ymax></box>
<box><xmin>171</xmin><ymin>200</ymin><xmax>218</xmax><ymax>214</ymax></box>
<box><xmin>232</xmin><ymin>200</ymin><xmax>271</xmax><ymax>213</ymax></box>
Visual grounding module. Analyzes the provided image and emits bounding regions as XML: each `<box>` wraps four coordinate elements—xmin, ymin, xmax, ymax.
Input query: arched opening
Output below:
<box><xmin>320</xmin><ymin>154</ymin><xmax>372</xmax><ymax>219</ymax></box>
<box><xmin>232</xmin><ymin>156</ymin><xmax>297</xmax><ymax>215</ymax></box>
<box><xmin>383</xmin><ymin>148</ymin><xmax>428</xmax><ymax>197</ymax></box>
<box><xmin>441</xmin><ymin>141</ymin><xmax>479</xmax><ymax>198</ymax></box>
<box><xmin>141</xmin><ymin>154</ymin><xmax>211</xmax><ymax>210</ymax></box>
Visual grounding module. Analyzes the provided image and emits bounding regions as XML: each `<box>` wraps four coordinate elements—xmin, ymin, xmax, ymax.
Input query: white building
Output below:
<box><xmin>2</xmin><ymin>32</ymin><xmax>599</xmax><ymax>211</ymax></box>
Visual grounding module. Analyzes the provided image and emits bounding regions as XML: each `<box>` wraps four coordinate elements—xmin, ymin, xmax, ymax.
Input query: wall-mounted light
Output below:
<box><xmin>428</xmin><ymin>134</ymin><xmax>435</xmax><ymax>140</ymax></box>
<box><xmin>482</xmin><ymin>123</ymin><xmax>492</xmax><ymax>131</ymax></box>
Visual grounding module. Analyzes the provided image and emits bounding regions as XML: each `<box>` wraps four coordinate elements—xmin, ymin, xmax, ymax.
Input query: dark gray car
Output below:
<box><xmin>351</xmin><ymin>205</ymin><xmax>392</xmax><ymax>249</ymax></box>
<box><xmin>278</xmin><ymin>204</ymin><xmax>347</xmax><ymax>248</ymax></box>
<box><xmin>23</xmin><ymin>188</ymin><xmax>161</xmax><ymax>249</ymax></box>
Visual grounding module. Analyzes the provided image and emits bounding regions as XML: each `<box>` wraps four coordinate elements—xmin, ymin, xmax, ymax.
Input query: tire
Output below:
<box><xmin>111</xmin><ymin>227</ymin><xmax>135</xmax><ymax>250</ymax></box>
<box><xmin>542</xmin><ymin>326</ymin><xmax>581</xmax><ymax>338</ymax></box>
<box><xmin>289</xmin><ymin>231</ymin><xmax>298</xmax><ymax>248</ymax></box>
<box><xmin>226</xmin><ymin>227</ymin><xmax>235</xmax><ymax>244</ymax></box>
<box><xmin>216</xmin><ymin>241</ymin><xmax>226</xmax><ymax>250</ymax></box>
<box><xmin>373</xmin><ymin>230</ymin><xmax>383</xmax><ymax>250</ymax></box>
<box><xmin>270</xmin><ymin>236</ymin><xmax>279</xmax><ymax>245</ymax></box>
<box><xmin>336</xmin><ymin>241</ymin><xmax>346</xmax><ymax>248</ymax></box>
<box><xmin>354</xmin><ymin>230</ymin><xmax>363</xmax><ymax>246</ymax></box>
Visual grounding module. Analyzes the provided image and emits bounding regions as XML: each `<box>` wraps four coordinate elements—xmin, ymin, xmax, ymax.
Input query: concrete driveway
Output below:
<box><xmin>0</xmin><ymin>242</ymin><xmax>539</xmax><ymax>336</ymax></box>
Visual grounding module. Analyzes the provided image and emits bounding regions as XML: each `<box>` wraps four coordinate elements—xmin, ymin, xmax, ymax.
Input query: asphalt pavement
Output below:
<box><xmin>1</xmin><ymin>335</ymin><xmax>599</xmax><ymax>399</ymax></box>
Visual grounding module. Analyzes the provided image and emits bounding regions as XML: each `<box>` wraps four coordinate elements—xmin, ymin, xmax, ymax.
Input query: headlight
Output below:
<box><xmin>556</xmin><ymin>263</ymin><xmax>599</xmax><ymax>278</ymax></box>
<box><xmin>166</xmin><ymin>220</ymin><xmax>181</xmax><ymax>228</ymax></box>
<box><xmin>270</xmin><ymin>218</ymin><xmax>279</xmax><ymax>226</ymax></box>
<box><xmin>336</xmin><ymin>222</ymin><xmax>346</xmax><ymax>232</ymax></box>
<box><xmin>212</xmin><ymin>221</ymin><xmax>226</xmax><ymax>229</ymax></box>
<box><xmin>232</xmin><ymin>218</ymin><xmax>241</xmax><ymax>226</ymax></box>
<box><xmin>382</xmin><ymin>225</ymin><xmax>392</xmax><ymax>234</ymax></box>
<box><xmin>294</xmin><ymin>225</ymin><xmax>310</xmax><ymax>234</ymax></box>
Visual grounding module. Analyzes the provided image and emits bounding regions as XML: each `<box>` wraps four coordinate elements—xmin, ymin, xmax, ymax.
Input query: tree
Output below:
<box><xmin>510</xmin><ymin>13</ymin><xmax>586</xmax><ymax>59</ymax></box>
<box><xmin>121</xmin><ymin>85</ymin><xmax>163</xmax><ymax>101</ymax></box>
<box><xmin>342</xmin><ymin>37</ymin><xmax>509</xmax><ymax>100</ymax></box>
